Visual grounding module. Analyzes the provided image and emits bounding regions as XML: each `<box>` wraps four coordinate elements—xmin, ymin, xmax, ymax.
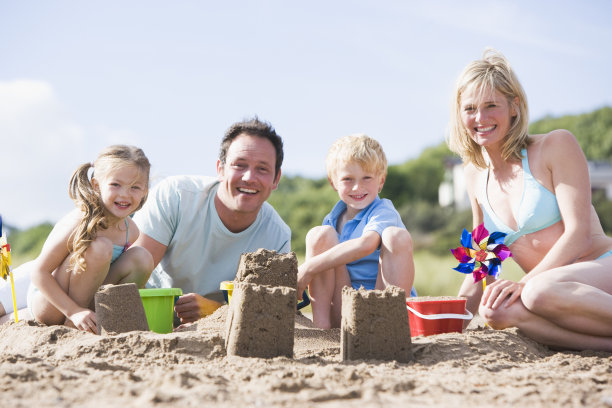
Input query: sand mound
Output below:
<box><xmin>1</xmin><ymin>307</ymin><xmax>611</xmax><ymax>407</ymax></box>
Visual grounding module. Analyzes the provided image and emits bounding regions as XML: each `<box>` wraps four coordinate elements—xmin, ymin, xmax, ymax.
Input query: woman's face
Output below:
<box><xmin>460</xmin><ymin>85</ymin><xmax>517</xmax><ymax>149</ymax></box>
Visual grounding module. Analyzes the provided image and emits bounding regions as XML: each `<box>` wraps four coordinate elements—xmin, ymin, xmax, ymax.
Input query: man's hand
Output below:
<box><xmin>174</xmin><ymin>293</ymin><xmax>222</xmax><ymax>324</ymax></box>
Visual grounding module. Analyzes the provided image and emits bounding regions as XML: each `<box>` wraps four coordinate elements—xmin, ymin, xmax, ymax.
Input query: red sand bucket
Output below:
<box><xmin>406</xmin><ymin>297</ymin><xmax>473</xmax><ymax>337</ymax></box>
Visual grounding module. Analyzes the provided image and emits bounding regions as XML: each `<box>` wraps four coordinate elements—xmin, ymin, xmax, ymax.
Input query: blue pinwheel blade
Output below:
<box><xmin>453</xmin><ymin>262</ymin><xmax>474</xmax><ymax>274</ymax></box>
<box><xmin>460</xmin><ymin>229</ymin><xmax>472</xmax><ymax>248</ymax></box>
<box><xmin>489</xmin><ymin>231</ymin><xmax>507</xmax><ymax>245</ymax></box>
<box><xmin>487</xmin><ymin>259</ymin><xmax>502</xmax><ymax>278</ymax></box>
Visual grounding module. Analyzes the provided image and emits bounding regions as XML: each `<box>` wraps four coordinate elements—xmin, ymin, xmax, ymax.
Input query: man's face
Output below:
<box><xmin>216</xmin><ymin>133</ymin><xmax>280</xmax><ymax>219</ymax></box>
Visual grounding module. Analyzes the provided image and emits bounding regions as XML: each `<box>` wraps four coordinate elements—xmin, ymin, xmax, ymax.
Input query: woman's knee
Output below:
<box><xmin>521</xmin><ymin>277</ymin><xmax>564</xmax><ymax>314</ymax></box>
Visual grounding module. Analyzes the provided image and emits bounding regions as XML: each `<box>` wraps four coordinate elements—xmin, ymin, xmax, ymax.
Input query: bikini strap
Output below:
<box><xmin>521</xmin><ymin>148</ymin><xmax>532</xmax><ymax>176</ymax></box>
<box><xmin>123</xmin><ymin>218</ymin><xmax>130</xmax><ymax>251</ymax></box>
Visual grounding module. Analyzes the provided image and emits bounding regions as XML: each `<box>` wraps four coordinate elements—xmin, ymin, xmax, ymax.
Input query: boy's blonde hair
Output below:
<box><xmin>326</xmin><ymin>134</ymin><xmax>387</xmax><ymax>180</ymax></box>
<box><xmin>68</xmin><ymin>145</ymin><xmax>150</xmax><ymax>273</ymax></box>
<box><xmin>448</xmin><ymin>48</ymin><xmax>531</xmax><ymax>169</ymax></box>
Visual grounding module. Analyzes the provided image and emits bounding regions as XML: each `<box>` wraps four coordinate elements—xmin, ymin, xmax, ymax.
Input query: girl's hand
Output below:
<box><xmin>69</xmin><ymin>309</ymin><xmax>98</xmax><ymax>333</ymax></box>
<box><xmin>481</xmin><ymin>279</ymin><xmax>524</xmax><ymax>310</ymax></box>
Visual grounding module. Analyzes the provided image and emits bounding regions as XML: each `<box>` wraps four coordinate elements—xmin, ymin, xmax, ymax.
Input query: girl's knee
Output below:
<box><xmin>83</xmin><ymin>237</ymin><xmax>113</xmax><ymax>268</ymax></box>
<box><xmin>128</xmin><ymin>246</ymin><xmax>154</xmax><ymax>271</ymax></box>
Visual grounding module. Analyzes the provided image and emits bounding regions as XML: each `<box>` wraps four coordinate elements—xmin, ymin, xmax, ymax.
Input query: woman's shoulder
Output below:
<box><xmin>530</xmin><ymin>129</ymin><xmax>578</xmax><ymax>149</ymax></box>
<box><xmin>463</xmin><ymin>161</ymin><xmax>484</xmax><ymax>179</ymax></box>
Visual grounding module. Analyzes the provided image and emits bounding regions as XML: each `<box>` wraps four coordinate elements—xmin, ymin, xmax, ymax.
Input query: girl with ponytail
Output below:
<box><xmin>25</xmin><ymin>145</ymin><xmax>153</xmax><ymax>333</ymax></box>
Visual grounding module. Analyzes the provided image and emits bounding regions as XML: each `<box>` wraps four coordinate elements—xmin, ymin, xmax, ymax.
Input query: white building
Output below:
<box><xmin>439</xmin><ymin>158</ymin><xmax>612</xmax><ymax>210</ymax></box>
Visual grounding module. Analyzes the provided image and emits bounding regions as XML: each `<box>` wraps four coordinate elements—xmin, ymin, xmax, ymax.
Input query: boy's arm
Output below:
<box><xmin>298</xmin><ymin>230</ymin><xmax>381</xmax><ymax>292</ymax></box>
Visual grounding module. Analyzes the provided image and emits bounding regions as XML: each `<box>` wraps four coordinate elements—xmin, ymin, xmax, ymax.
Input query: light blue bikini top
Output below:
<box><xmin>479</xmin><ymin>149</ymin><xmax>561</xmax><ymax>246</ymax></box>
<box><xmin>111</xmin><ymin>219</ymin><xmax>130</xmax><ymax>263</ymax></box>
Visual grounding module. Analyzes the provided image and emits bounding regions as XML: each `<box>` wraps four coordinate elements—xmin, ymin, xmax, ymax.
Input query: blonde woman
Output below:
<box><xmin>448</xmin><ymin>49</ymin><xmax>612</xmax><ymax>351</ymax></box>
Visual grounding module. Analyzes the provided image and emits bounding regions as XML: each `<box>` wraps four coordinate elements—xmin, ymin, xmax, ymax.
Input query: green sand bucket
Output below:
<box><xmin>139</xmin><ymin>288</ymin><xmax>182</xmax><ymax>333</ymax></box>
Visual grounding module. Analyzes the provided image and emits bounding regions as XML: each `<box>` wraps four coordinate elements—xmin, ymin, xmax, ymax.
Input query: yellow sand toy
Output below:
<box><xmin>0</xmin><ymin>215</ymin><xmax>18</xmax><ymax>322</ymax></box>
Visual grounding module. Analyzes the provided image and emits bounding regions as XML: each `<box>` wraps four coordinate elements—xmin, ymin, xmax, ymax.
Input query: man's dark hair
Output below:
<box><xmin>219</xmin><ymin>117</ymin><xmax>284</xmax><ymax>178</ymax></box>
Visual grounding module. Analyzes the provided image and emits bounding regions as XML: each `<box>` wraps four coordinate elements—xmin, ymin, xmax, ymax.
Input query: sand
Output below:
<box><xmin>1</xmin><ymin>307</ymin><xmax>611</xmax><ymax>407</ymax></box>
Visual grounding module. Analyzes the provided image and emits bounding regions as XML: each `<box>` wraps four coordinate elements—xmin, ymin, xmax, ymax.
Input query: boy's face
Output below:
<box><xmin>330</xmin><ymin>161</ymin><xmax>385</xmax><ymax>218</ymax></box>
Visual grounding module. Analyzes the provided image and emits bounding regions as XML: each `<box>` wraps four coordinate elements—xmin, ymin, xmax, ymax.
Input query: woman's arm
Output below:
<box><xmin>457</xmin><ymin>164</ymin><xmax>488</xmax><ymax>315</ymax></box>
<box><xmin>520</xmin><ymin>130</ymin><xmax>593</xmax><ymax>280</ymax></box>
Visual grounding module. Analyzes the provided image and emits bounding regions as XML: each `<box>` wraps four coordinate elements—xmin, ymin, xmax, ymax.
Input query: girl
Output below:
<box><xmin>448</xmin><ymin>49</ymin><xmax>612</xmax><ymax>351</ymax></box>
<box><xmin>27</xmin><ymin>145</ymin><xmax>153</xmax><ymax>333</ymax></box>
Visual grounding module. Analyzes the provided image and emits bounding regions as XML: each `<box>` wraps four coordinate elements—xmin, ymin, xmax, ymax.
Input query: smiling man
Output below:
<box><xmin>133</xmin><ymin>117</ymin><xmax>291</xmax><ymax>324</ymax></box>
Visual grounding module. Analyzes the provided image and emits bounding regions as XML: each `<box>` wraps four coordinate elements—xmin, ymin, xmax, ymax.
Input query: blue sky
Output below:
<box><xmin>1</xmin><ymin>1</ymin><xmax>611</xmax><ymax>228</ymax></box>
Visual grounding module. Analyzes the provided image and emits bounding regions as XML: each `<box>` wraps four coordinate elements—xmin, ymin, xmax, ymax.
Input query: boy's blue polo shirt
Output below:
<box><xmin>323</xmin><ymin>196</ymin><xmax>406</xmax><ymax>290</ymax></box>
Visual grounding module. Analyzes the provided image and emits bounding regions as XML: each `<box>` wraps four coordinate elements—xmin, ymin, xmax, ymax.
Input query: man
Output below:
<box><xmin>133</xmin><ymin>117</ymin><xmax>291</xmax><ymax>324</ymax></box>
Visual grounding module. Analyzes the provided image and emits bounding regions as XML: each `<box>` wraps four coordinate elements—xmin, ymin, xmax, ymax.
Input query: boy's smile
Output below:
<box><xmin>331</xmin><ymin>161</ymin><xmax>384</xmax><ymax>219</ymax></box>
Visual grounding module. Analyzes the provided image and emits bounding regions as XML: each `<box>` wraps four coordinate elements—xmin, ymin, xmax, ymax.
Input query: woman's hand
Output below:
<box><xmin>481</xmin><ymin>279</ymin><xmax>524</xmax><ymax>309</ymax></box>
<box><xmin>69</xmin><ymin>308</ymin><xmax>98</xmax><ymax>333</ymax></box>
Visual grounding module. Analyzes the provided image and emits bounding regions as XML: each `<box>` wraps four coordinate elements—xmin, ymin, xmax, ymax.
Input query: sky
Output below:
<box><xmin>1</xmin><ymin>0</ymin><xmax>611</xmax><ymax>229</ymax></box>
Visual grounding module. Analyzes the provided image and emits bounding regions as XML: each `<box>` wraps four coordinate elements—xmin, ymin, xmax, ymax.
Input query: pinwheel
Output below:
<box><xmin>0</xmin><ymin>215</ymin><xmax>18</xmax><ymax>322</ymax></box>
<box><xmin>451</xmin><ymin>223</ymin><xmax>512</xmax><ymax>291</ymax></box>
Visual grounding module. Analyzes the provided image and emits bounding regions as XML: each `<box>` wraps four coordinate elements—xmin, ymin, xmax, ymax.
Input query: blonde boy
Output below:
<box><xmin>297</xmin><ymin>134</ymin><xmax>415</xmax><ymax>329</ymax></box>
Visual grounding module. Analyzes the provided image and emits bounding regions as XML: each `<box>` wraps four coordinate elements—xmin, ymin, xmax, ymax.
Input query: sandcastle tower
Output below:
<box><xmin>341</xmin><ymin>286</ymin><xmax>412</xmax><ymax>362</ymax></box>
<box><xmin>225</xmin><ymin>282</ymin><xmax>296</xmax><ymax>358</ymax></box>
<box><xmin>94</xmin><ymin>283</ymin><xmax>149</xmax><ymax>335</ymax></box>
<box><xmin>234</xmin><ymin>248</ymin><xmax>298</xmax><ymax>288</ymax></box>
<box><xmin>225</xmin><ymin>249</ymin><xmax>298</xmax><ymax>358</ymax></box>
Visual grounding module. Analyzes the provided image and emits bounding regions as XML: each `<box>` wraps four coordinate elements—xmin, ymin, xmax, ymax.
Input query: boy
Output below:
<box><xmin>297</xmin><ymin>134</ymin><xmax>415</xmax><ymax>329</ymax></box>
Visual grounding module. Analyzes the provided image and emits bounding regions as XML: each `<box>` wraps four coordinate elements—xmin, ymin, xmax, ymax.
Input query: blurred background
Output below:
<box><xmin>2</xmin><ymin>1</ymin><xmax>611</xmax><ymax>295</ymax></box>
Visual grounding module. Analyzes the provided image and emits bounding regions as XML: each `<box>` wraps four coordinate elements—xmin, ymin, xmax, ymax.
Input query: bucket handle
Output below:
<box><xmin>406</xmin><ymin>305</ymin><xmax>473</xmax><ymax>321</ymax></box>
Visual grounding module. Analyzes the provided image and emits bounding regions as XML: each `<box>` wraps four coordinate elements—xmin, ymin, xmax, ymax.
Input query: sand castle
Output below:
<box><xmin>94</xmin><ymin>283</ymin><xmax>149</xmax><ymax>335</ymax></box>
<box><xmin>234</xmin><ymin>248</ymin><xmax>298</xmax><ymax>288</ymax></box>
<box><xmin>341</xmin><ymin>285</ymin><xmax>412</xmax><ymax>362</ymax></box>
<box><xmin>225</xmin><ymin>249</ymin><xmax>298</xmax><ymax>358</ymax></box>
<box><xmin>225</xmin><ymin>282</ymin><xmax>296</xmax><ymax>358</ymax></box>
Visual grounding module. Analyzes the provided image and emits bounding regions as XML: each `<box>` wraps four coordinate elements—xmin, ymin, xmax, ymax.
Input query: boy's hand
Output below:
<box><xmin>297</xmin><ymin>264</ymin><xmax>311</xmax><ymax>301</ymax></box>
<box><xmin>174</xmin><ymin>293</ymin><xmax>221</xmax><ymax>324</ymax></box>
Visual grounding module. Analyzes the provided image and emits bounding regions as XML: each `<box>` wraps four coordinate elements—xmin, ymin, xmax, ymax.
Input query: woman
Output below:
<box><xmin>448</xmin><ymin>49</ymin><xmax>612</xmax><ymax>351</ymax></box>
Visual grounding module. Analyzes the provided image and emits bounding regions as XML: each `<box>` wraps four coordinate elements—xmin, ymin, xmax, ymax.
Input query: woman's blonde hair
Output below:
<box><xmin>448</xmin><ymin>49</ymin><xmax>531</xmax><ymax>169</ymax></box>
<box><xmin>68</xmin><ymin>145</ymin><xmax>150</xmax><ymax>272</ymax></box>
<box><xmin>326</xmin><ymin>134</ymin><xmax>387</xmax><ymax>181</ymax></box>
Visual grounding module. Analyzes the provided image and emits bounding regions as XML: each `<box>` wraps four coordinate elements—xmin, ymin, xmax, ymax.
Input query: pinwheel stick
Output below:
<box><xmin>9</xmin><ymin>270</ymin><xmax>17</xmax><ymax>323</ymax></box>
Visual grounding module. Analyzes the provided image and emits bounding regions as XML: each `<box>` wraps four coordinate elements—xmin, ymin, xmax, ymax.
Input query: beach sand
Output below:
<box><xmin>1</xmin><ymin>306</ymin><xmax>611</xmax><ymax>407</ymax></box>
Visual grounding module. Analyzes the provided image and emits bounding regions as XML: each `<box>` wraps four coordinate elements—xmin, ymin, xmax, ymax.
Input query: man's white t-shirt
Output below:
<box><xmin>134</xmin><ymin>175</ymin><xmax>291</xmax><ymax>296</ymax></box>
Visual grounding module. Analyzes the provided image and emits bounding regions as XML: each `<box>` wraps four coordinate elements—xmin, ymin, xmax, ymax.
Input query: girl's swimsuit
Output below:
<box><xmin>479</xmin><ymin>148</ymin><xmax>561</xmax><ymax>246</ymax></box>
<box><xmin>111</xmin><ymin>218</ymin><xmax>131</xmax><ymax>263</ymax></box>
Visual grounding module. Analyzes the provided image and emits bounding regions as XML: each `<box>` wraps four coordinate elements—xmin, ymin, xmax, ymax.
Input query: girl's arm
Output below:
<box><xmin>30</xmin><ymin>209</ymin><xmax>92</xmax><ymax>321</ymax></box>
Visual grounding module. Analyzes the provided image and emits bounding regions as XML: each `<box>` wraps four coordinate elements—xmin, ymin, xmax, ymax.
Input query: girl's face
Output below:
<box><xmin>460</xmin><ymin>85</ymin><xmax>517</xmax><ymax>149</ymax></box>
<box><xmin>330</xmin><ymin>161</ymin><xmax>384</xmax><ymax>219</ymax></box>
<box><xmin>93</xmin><ymin>164</ymin><xmax>147</xmax><ymax>220</ymax></box>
